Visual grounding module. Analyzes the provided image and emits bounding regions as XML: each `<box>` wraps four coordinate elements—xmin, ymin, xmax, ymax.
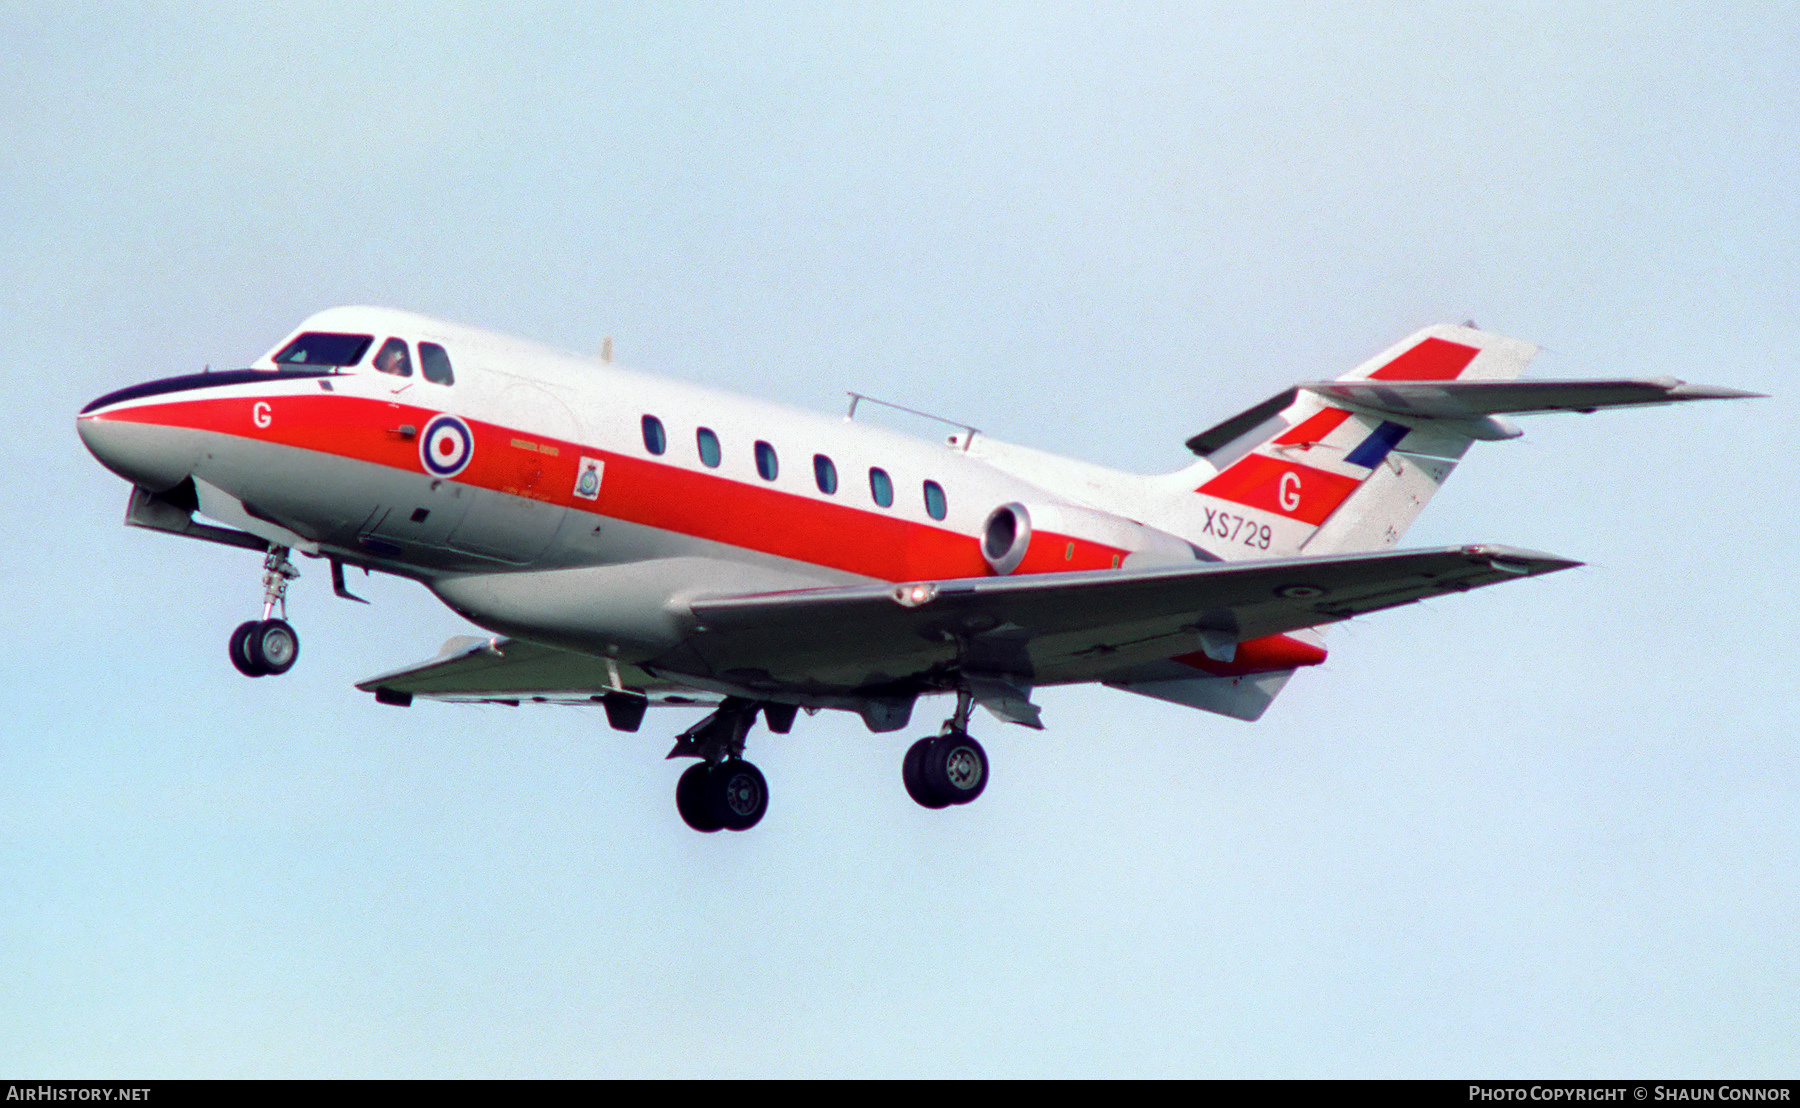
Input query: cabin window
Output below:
<box><xmin>923</xmin><ymin>480</ymin><xmax>947</xmax><ymax>521</ymax></box>
<box><xmin>813</xmin><ymin>454</ymin><xmax>838</xmax><ymax>494</ymax></box>
<box><xmin>641</xmin><ymin>415</ymin><xmax>667</xmax><ymax>455</ymax></box>
<box><xmin>754</xmin><ymin>440</ymin><xmax>779</xmax><ymax>481</ymax></box>
<box><xmin>419</xmin><ymin>342</ymin><xmax>454</xmax><ymax>384</ymax></box>
<box><xmin>272</xmin><ymin>332</ymin><xmax>372</xmax><ymax>367</ymax></box>
<box><xmin>373</xmin><ymin>337</ymin><xmax>413</xmax><ymax>377</ymax></box>
<box><xmin>696</xmin><ymin>427</ymin><xmax>722</xmax><ymax>468</ymax></box>
<box><xmin>869</xmin><ymin>467</ymin><xmax>894</xmax><ymax>508</ymax></box>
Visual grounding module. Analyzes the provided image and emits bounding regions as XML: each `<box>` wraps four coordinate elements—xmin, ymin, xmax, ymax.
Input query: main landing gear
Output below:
<box><xmin>229</xmin><ymin>545</ymin><xmax>301</xmax><ymax>678</ymax></box>
<box><xmin>669</xmin><ymin>697</ymin><xmax>774</xmax><ymax>833</ymax></box>
<box><xmin>666</xmin><ymin>692</ymin><xmax>993</xmax><ymax>831</ymax></box>
<box><xmin>902</xmin><ymin>691</ymin><xmax>990</xmax><ymax>810</ymax></box>
<box><xmin>675</xmin><ymin>759</ymin><xmax>770</xmax><ymax>833</ymax></box>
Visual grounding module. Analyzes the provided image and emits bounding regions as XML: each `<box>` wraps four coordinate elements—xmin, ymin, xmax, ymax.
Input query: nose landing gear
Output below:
<box><xmin>229</xmin><ymin>617</ymin><xmax>299</xmax><ymax>677</ymax></box>
<box><xmin>228</xmin><ymin>546</ymin><xmax>302</xmax><ymax>678</ymax></box>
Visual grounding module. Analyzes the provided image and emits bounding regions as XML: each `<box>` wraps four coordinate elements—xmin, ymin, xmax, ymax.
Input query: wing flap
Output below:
<box><xmin>1104</xmin><ymin>666</ymin><xmax>1297</xmax><ymax>722</ymax></box>
<box><xmin>355</xmin><ymin>635</ymin><xmax>711</xmax><ymax>706</ymax></box>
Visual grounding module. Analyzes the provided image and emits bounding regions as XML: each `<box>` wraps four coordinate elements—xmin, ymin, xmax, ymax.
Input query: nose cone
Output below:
<box><xmin>77</xmin><ymin>401</ymin><xmax>201</xmax><ymax>492</ymax></box>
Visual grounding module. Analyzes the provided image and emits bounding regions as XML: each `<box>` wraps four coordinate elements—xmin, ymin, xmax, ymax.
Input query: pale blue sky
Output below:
<box><xmin>3</xmin><ymin>1</ymin><xmax>1795</xmax><ymax>1076</ymax></box>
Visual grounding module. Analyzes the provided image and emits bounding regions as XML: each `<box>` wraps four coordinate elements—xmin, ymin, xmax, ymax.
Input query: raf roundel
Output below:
<box><xmin>420</xmin><ymin>414</ymin><xmax>474</xmax><ymax>478</ymax></box>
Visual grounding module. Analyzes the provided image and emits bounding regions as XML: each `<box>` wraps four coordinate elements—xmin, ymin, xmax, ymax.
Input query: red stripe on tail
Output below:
<box><xmin>1273</xmin><ymin>407</ymin><xmax>1352</xmax><ymax>446</ymax></box>
<box><xmin>1368</xmin><ymin>337</ymin><xmax>1479</xmax><ymax>381</ymax></box>
<box><xmin>1199</xmin><ymin>454</ymin><xmax>1363</xmax><ymax>525</ymax></box>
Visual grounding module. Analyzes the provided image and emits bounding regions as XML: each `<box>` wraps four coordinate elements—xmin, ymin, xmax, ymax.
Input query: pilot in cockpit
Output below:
<box><xmin>373</xmin><ymin>337</ymin><xmax>413</xmax><ymax>377</ymax></box>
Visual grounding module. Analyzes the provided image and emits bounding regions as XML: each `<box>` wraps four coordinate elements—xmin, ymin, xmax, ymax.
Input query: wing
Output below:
<box><xmin>356</xmin><ymin>544</ymin><xmax>1577</xmax><ymax>721</ymax></box>
<box><xmin>681</xmin><ymin>543</ymin><xmax>1580</xmax><ymax>691</ymax></box>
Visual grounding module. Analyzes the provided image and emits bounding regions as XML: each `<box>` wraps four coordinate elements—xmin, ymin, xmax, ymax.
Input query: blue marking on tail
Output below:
<box><xmin>1344</xmin><ymin>421</ymin><xmax>1411</xmax><ymax>469</ymax></box>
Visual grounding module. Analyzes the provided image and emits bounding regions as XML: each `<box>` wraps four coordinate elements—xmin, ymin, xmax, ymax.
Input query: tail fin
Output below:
<box><xmin>1151</xmin><ymin>325</ymin><xmax>1533</xmax><ymax>559</ymax></box>
<box><xmin>1110</xmin><ymin>325</ymin><xmax>1758</xmax><ymax>722</ymax></box>
<box><xmin>1147</xmin><ymin>324</ymin><xmax>1756</xmax><ymax>561</ymax></box>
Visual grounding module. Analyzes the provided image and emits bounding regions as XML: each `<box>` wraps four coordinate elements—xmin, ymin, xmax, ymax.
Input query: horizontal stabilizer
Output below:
<box><xmin>1188</xmin><ymin>378</ymin><xmax>1759</xmax><ymax>456</ymax></box>
<box><xmin>1184</xmin><ymin>324</ymin><xmax>1538</xmax><ymax>458</ymax></box>
<box><xmin>1302</xmin><ymin>377</ymin><xmax>1763</xmax><ymax>422</ymax></box>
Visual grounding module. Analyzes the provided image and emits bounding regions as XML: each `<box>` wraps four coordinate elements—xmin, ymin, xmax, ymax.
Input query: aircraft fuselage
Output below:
<box><xmin>76</xmin><ymin>306</ymin><xmax>1178</xmax><ymax>685</ymax></box>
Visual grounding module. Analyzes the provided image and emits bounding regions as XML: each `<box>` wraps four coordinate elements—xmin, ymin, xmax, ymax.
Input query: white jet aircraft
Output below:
<box><xmin>77</xmin><ymin>308</ymin><xmax>1755</xmax><ymax>831</ymax></box>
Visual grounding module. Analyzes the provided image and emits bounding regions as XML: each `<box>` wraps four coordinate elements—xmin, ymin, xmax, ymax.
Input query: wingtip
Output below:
<box><xmin>1460</xmin><ymin>544</ymin><xmax>1584</xmax><ymax>574</ymax></box>
<box><xmin>1666</xmin><ymin>382</ymin><xmax>1767</xmax><ymax>401</ymax></box>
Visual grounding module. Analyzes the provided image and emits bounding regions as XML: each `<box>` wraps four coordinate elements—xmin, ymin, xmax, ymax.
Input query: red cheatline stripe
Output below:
<box><xmin>86</xmin><ymin>392</ymin><xmax>1126</xmax><ymax>582</ymax></box>
<box><xmin>1198</xmin><ymin>453</ymin><xmax>1363</xmax><ymax>525</ymax></box>
<box><xmin>1367</xmin><ymin>337</ymin><xmax>1479</xmax><ymax>381</ymax></box>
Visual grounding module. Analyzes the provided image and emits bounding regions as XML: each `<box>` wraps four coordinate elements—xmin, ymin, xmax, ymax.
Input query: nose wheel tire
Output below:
<box><xmin>248</xmin><ymin>619</ymin><xmax>299</xmax><ymax>675</ymax></box>
<box><xmin>229</xmin><ymin>619</ymin><xmax>300</xmax><ymax>677</ymax></box>
<box><xmin>904</xmin><ymin>733</ymin><xmax>989</xmax><ymax>808</ymax></box>
<box><xmin>676</xmin><ymin>759</ymin><xmax>768</xmax><ymax>832</ymax></box>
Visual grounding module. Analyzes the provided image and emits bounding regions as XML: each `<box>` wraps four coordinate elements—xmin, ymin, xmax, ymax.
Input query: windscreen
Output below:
<box><xmin>272</xmin><ymin>332</ymin><xmax>374</xmax><ymax>367</ymax></box>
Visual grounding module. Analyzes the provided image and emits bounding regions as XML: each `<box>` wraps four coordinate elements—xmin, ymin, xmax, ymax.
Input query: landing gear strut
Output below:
<box><xmin>903</xmin><ymin>690</ymin><xmax>989</xmax><ymax>809</ymax></box>
<box><xmin>669</xmin><ymin>697</ymin><xmax>773</xmax><ymax>832</ymax></box>
<box><xmin>229</xmin><ymin>545</ymin><xmax>301</xmax><ymax>677</ymax></box>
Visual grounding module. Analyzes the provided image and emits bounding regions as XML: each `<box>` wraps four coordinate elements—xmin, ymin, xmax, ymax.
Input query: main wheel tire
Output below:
<box><xmin>676</xmin><ymin>763</ymin><xmax>724</xmax><ymax>832</ymax></box>
<box><xmin>903</xmin><ymin>737</ymin><xmax>951</xmax><ymax>809</ymax></box>
<box><xmin>247</xmin><ymin>619</ymin><xmax>299</xmax><ymax>675</ymax></box>
<box><xmin>708</xmin><ymin>759</ymin><xmax>768</xmax><ymax>831</ymax></box>
<box><xmin>924</xmin><ymin>732</ymin><xmax>988</xmax><ymax>805</ymax></box>
<box><xmin>229</xmin><ymin>621</ymin><xmax>265</xmax><ymax>677</ymax></box>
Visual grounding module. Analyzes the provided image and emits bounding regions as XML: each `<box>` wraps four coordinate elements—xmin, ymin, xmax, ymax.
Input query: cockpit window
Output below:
<box><xmin>373</xmin><ymin>337</ymin><xmax>413</xmax><ymax>377</ymax></box>
<box><xmin>272</xmin><ymin>332</ymin><xmax>373</xmax><ymax>367</ymax></box>
<box><xmin>419</xmin><ymin>342</ymin><xmax>454</xmax><ymax>385</ymax></box>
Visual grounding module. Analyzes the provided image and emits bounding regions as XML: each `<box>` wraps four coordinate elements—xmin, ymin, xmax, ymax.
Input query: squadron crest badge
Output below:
<box><xmin>575</xmin><ymin>456</ymin><xmax>604</xmax><ymax>500</ymax></box>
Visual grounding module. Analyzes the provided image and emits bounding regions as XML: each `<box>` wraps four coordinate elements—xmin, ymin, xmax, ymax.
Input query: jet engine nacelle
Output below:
<box><xmin>980</xmin><ymin>501</ymin><xmax>1200</xmax><ymax>575</ymax></box>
